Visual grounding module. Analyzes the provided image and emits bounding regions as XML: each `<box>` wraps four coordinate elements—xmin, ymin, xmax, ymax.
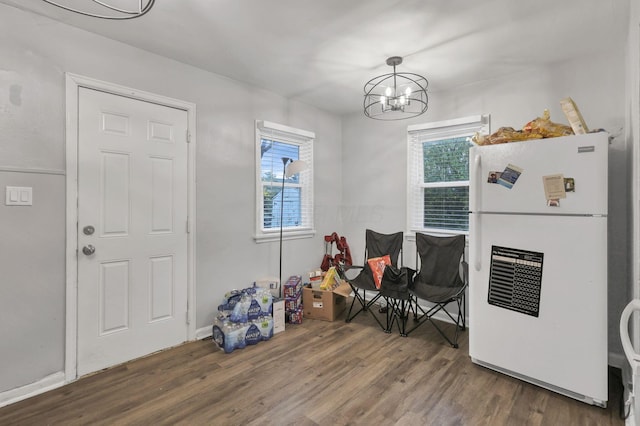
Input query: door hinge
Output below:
<box><xmin>186</xmin><ymin>217</ymin><xmax>191</xmax><ymax>234</ymax></box>
<box><xmin>186</xmin><ymin>130</ymin><xmax>191</xmax><ymax>143</ymax></box>
<box><xmin>186</xmin><ymin>311</ymin><xmax>190</xmax><ymax>325</ymax></box>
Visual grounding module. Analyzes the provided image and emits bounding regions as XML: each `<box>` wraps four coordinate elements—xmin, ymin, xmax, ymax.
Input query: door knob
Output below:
<box><xmin>82</xmin><ymin>245</ymin><xmax>96</xmax><ymax>256</ymax></box>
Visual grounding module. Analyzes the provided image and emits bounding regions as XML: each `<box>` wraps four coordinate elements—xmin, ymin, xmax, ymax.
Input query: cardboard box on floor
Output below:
<box><xmin>272</xmin><ymin>298</ymin><xmax>285</xmax><ymax>334</ymax></box>
<box><xmin>302</xmin><ymin>280</ymin><xmax>351</xmax><ymax>321</ymax></box>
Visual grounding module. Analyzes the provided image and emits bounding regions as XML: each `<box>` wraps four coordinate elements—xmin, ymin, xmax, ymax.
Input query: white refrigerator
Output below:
<box><xmin>468</xmin><ymin>132</ymin><xmax>608</xmax><ymax>407</ymax></box>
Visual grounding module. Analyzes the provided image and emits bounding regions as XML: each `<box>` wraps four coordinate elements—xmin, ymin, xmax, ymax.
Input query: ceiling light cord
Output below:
<box><xmin>41</xmin><ymin>0</ymin><xmax>155</xmax><ymax>20</ymax></box>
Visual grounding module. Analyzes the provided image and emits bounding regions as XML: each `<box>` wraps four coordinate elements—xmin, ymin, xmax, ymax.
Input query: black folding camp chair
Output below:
<box><xmin>406</xmin><ymin>233</ymin><xmax>467</xmax><ymax>348</ymax></box>
<box><xmin>344</xmin><ymin>229</ymin><xmax>403</xmax><ymax>331</ymax></box>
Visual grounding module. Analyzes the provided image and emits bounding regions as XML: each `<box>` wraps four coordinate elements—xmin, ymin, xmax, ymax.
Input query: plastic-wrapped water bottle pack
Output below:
<box><xmin>212</xmin><ymin>284</ymin><xmax>274</xmax><ymax>353</ymax></box>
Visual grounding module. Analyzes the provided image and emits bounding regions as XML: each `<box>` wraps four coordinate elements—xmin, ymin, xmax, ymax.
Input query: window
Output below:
<box><xmin>255</xmin><ymin>120</ymin><xmax>314</xmax><ymax>242</ymax></box>
<box><xmin>407</xmin><ymin>115</ymin><xmax>490</xmax><ymax>235</ymax></box>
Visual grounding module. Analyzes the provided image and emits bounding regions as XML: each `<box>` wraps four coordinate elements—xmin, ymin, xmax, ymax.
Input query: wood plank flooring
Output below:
<box><xmin>0</xmin><ymin>307</ymin><xmax>624</xmax><ymax>425</ymax></box>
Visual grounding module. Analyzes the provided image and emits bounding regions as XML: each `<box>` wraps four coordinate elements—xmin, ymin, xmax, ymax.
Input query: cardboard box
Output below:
<box><xmin>284</xmin><ymin>291</ymin><xmax>302</xmax><ymax>312</ymax></box>
<box><xmin>282</xmin><ymin>275</ymin><xmax>303</xmax><ymax>298</ymax></box>
<box><xmin>288</xmin><ymin>307</ymin><xmax>303</xmax><ymax>324</ymax></box>
<box><xmin>560</xmin><ymin>97</ymin><xmax>589</xmax><ymax>135</ymax></box>
<box><xmin>255</xmin><ymin>278</ymin><xmax>280</xmax><ymax>298</ymax></box>
<box><xmin>272</xmin><ymin>298</ymin><xmax>285</xmax><ymax>334</ymax></box>
<box><xmin>302</xmin><ymin>282</ymin><xmax>350</xmax><ymax>321</ymax></box>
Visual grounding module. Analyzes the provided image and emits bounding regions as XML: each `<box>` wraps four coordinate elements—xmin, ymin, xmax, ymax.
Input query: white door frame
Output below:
<box><xmin>64</xmin><ymin>73</ymin><xmax>197</xmax><ymax>382</ymax></box>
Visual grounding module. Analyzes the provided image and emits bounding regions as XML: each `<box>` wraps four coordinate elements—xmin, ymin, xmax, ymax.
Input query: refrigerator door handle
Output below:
<box><xmin>620</xmin><ymin>299</ymin><xmax>640</xmax><ymax>363</ymax></box>
<box><xmin>471</xmin><ymin>153</ymin><xmax>482</xmax><ymax>271</ymax></box>
<box><xmin>471</xmin><ymin>213</ymin><xmax>481</xmax><ymax>271</ymax></box>
<box><xmin>472</xmin><ymin>153</ymin><xmax>482</xmax><ymax>212</ymax></box>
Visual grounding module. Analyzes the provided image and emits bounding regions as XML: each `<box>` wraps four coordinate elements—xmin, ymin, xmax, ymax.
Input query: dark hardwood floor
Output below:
<box><xmin>0</xmin><ymin>306</ymin><xmax>625</xmax><ymax>425</ymax></box>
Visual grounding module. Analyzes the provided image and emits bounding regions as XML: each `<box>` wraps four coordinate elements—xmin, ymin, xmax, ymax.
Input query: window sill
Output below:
<box><xmin>254</xmin><ymin>229</ymin><xmax>316</xmax><ymax>243</ymax></box>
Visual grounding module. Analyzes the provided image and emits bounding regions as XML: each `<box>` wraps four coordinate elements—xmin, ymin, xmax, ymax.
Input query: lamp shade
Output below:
<box><xmin>285</xmin><ymin>160</ymin><xmax>307</xmax><ymax>178</ymax></box>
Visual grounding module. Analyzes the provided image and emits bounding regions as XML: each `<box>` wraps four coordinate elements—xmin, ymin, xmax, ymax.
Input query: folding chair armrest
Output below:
<box><xmin>344</xmin><ymin>264</ymin><xmax>364</xmax><ymax>271</ymax></box>
<box><xmin>342</xmin><ymin>264</ymin><xmax>364</xmax><ymax>280</ymax></box>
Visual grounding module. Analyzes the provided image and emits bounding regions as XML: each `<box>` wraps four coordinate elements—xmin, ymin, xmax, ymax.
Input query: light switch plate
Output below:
<box><xmin>5</xmin><ymin>186</ymin><xmax>32</xmax><ymax>206</ymax></box>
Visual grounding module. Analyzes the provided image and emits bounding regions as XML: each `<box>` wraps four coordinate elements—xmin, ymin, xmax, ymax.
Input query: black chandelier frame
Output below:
<box><xmin>42</xmin><ymin>0</ymin><xmax>155</xmax><ymax>20</ymax></box>
<box><xmin>363</xmin><ymin>56</ymin><xmax>429</xmax><ymax>121</ymax></box>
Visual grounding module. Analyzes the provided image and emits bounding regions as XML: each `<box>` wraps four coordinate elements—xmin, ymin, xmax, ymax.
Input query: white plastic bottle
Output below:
<box><xmin>259</xmin><ymin>315</ymin><xmax>273</xmax><ymax>341</ymax></box>
<box><xmin>234</xmin><ymin>322</ymin><xmax>247</xmax><ymax>350</ymax></box>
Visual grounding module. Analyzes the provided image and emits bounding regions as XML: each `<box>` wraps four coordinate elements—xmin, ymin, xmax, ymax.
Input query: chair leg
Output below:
<box><xmin>345</xmin><ymin>287</ymin><xmax>387</xmax><ymax>331</ymax></box>
<box><xmin>362</xmin><ymin>290</ymin><xmax>367</xmax><ymax>311</ymax></box>
<box><xmin>346</xmin><ymin>287</ymin><xmax>369</xmax><ymax>323</ymax></box>
<box><xmin>367</xmin><ymin>295</ymin><xmax>387</xmax><ymax>332</ymax></box>
<box><xmin>345</xmin><ymin>294</ymin><xmax>358</xmax><ymax>323</ymax></box>
<box><xmin>411</xmin><ymin>295</ymin><xmax>426</xmax><ymax>322</ymax></box>
<box><xmin>398</xmin><ymin>299</ymin><xmax>408</xmax><ymax>337</ymax></box>
<box><xmin>461</xmin><ymin>293</ymin><xmax>466</xmax><ymax>331</ymax></box>
<box><xmin>384</xmin><ymin>297</ymin><xmax>392</xmax><ymax>334</ymax></box>
<box><xmin>429</xmin><ymin>318</ymin><xmax>459</xmax><ymax>348</ymax></box>
<box><xmin>384</xmin><ymin>297</ymin><xmax>408</xmax><ymax>336</ymax></box>
<box><xmin>405</xmin><ymin>298</ymin><xmax>466</xmax><ymax>348</ymax></box>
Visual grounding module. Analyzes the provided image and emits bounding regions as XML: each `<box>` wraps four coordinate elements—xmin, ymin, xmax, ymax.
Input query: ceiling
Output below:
<box><xmin>0</xmin><ymin>0</ymin><xmax>630</xmax><ymax>116</ymax></box>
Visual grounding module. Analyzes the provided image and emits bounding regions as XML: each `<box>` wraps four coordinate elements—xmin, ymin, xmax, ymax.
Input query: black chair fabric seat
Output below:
<box><xmin>348</xmin><ymin>268</ymin><xmax>377</xmax><ymax>291</ymax></box>
<box><xmin>410</xmin><ymin>283</ymin><xmax>463</xmax><ymax>304</ymax></box>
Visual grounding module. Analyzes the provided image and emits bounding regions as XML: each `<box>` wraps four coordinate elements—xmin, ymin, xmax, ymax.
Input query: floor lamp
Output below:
<box><xmin>278</xmin><ymin>157</ymin><xmax>307</xmax><ymax>298</ymax></box>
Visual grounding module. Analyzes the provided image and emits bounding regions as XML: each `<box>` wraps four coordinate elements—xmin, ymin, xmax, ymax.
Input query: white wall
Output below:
<box><xmin>0</xmin><ymin>4</ymin><xmax>342</xmax><ymax>394</ymax></box>
<box><xmin>342</xmin><ymin>50</ymin><xmax>629</xmax><ymax>360</ymax></box>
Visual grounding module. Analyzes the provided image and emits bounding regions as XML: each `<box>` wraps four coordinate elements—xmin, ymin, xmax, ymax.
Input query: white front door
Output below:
<box><xmin>76</xmin><ymin>87</ymin><xmax>189</xmax><ymax>376</ymax></box>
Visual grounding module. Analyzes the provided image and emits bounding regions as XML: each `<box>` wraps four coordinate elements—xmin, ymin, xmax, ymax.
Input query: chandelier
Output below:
<box><xmin>363</xmin><ymin>56</ymin><xmax>428</xmax><ymax>120</ymax></box>
<box><xmin>41</xmin><ymin>0</ymin><xmax>155</xmax><ymax>19</ymax></box>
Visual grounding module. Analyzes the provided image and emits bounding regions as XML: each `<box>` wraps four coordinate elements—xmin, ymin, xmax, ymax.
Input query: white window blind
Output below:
<box><xmin>255</xmin><ymin>121</ymin><xmax>314</xmax><ymax>242</ymax></box>
<box><xmin>407</xmin><ymin>115</ymin><xmax>490</xmax><ymax>235</ymax></box>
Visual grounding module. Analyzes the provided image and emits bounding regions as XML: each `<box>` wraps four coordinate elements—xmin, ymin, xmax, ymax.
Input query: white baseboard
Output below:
<box><xmin>196</xmin><ymin>325</ymin><xmax>212</xmax><ymax>340</ymax></box>
<box><xmin>0</xmin><ymin>371</ymin><xmax>65</xmax><ymax>408</ymax></box>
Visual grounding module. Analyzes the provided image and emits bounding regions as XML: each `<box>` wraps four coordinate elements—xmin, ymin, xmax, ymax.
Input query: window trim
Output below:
<box><xmin>254</xmin><ymin>120</ymin><xmax>315</xmax><ymax>243</ymax></box>
<box><xmin>406</xmin><ymin>114</ymin><xmax>490</xmax><ymax>239</ymax></box>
